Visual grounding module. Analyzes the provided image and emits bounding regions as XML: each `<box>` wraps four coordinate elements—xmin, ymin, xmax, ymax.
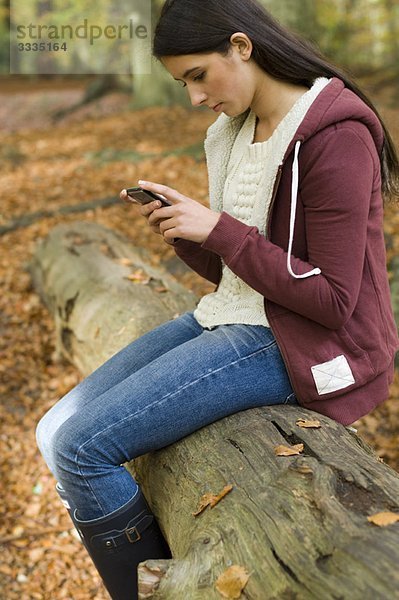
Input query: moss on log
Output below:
<box><xmin>30</xmin><ymin>222</ymin><xmax>399</xmax><ymax>600</ymax></box>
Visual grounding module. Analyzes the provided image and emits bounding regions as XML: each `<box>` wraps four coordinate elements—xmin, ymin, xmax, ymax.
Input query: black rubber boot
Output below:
<box><xmin>65</xmin><ymin>489</ymin><xmax>171</xmax><ymax>600</ymax></box>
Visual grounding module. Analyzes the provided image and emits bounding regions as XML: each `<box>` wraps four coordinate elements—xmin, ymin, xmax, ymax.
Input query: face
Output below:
<box><xmin>161</xmin><ymin>38</ymin><xmax>256</xmax><ymax>117</ymax></box>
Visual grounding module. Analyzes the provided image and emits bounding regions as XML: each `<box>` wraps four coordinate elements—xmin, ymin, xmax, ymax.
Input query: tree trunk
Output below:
<box><xmin>30</xmin><ymin>222</ymin><xmax>399</xmax><ymax>600</ymax></box>
<box><xmin>129</xmin><ymin>0</ymin><xmax>190</xmax><ymax>109</ymax></box>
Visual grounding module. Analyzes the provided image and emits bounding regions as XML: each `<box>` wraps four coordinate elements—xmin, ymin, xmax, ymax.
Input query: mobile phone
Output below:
<box><xmin>124</xmin><ymin>186</ymin><xmax>172</xmax><ymax>207</ymax></box>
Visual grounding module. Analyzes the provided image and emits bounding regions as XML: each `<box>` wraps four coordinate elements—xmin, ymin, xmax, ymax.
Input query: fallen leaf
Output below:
<box><xmin>215</xmin><ymin>565</ymin><xmax>250</xmax><ymax>599</ymax></box>
<box><xmin>192</xmin><ymin>484</ymin><xmax>233</xmax><ymax>516</ymax></box>
<box><xmin>28</xmin><ymin>548</ymin><xmax>45</xmax><ymax>562</ymax></box>
<box><xmin>11</xmin><ymin>525</ymin><xmax>24</xmax><ymax>537</ymax></box>
<box><xmin>296</xmin><ymin>418</ymin><xmax>321</xmax><ymax>428</ymax></box>
<box><xmin>70</xmin><ymin>235</ymin><xmax>86</xmax><ymax>246</ymax></box>
<box><xmin>25</xmin><ymin>501</ymin><xmax>42</xmax><ymax>518</ymax></box>
<box><xmin>154</xmin><ymin>286</ymin><xmax>168</xmax><ymax>293</ymax></box>
<box><xmin>116</xmin><ymin>257</ymin><xmax>134</xmax><ymax>266</ymax></box>
<box><xmin>294</xmin><ymin>464</ymin><xmax>313</xmax><ymax>474</ymax></box>
<box><xmin>124</xmin><ymin>269</ymin><xmax>151</xmax><ymax>284</ymax></box>
<box><xmin>274</xmin><ymin>444</ymin><xmax>304</xmax><ymax>457</ymax></box>
<box><xmin>367</xmin><ymin>511</ymin><xmax>399</xmax><ymax>527</ymax></box>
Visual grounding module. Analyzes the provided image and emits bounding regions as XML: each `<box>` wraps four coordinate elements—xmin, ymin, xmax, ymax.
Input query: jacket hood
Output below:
<box><xmin>291</xmin><ymin>77</ymin><xmax>384</xmax><ymax>157</ymax></box>
<box><xmin>284</xmin><ymin>77</ymin><xmax>385</xmax><ymax>281</ymax></box>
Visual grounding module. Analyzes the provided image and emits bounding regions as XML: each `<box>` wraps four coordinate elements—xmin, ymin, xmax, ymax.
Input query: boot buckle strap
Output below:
<box><xmin>100</xmin><ymin>514</ymin><xmax>154</xmax><ymax>550</ymax></box>
<box><xmin>125</xmin><ymin>526</ymin><xmax>141</xmax><ymax>543</ymax></box>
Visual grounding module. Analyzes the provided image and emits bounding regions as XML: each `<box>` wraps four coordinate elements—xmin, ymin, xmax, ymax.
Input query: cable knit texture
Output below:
<box><xmin>194</xmin><ymin>77</ymin><xmax>330</xmax><ymax>328</ymax></box>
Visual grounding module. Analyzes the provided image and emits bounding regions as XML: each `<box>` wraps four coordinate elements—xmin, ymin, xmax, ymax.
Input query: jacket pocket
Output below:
<box><xmin>311</xmin><ymin>354</ymin><xmax>355</xmax><ymax>395</ymax></box>
<box><xmin>270</xmin><ymin>312</ymin><xmax>376</xmax><ymax>404</ymax></box>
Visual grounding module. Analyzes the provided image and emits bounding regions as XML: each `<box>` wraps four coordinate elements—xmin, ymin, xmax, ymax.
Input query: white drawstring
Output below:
<box><xmin>287</xmin><ymin>140</ymin><xmax>322</xmax><ymax>279</ymax></box>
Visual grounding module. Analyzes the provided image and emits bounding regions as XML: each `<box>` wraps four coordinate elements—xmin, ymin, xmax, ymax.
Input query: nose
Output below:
<box><xmin>187</xmin><ymin>87</ymin><xmax>207</xmax><ymax>107</ymax></box>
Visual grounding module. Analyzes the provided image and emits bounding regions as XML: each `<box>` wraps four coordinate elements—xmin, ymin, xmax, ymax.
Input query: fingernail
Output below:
<box><xmin>138</xmin><ymin>180</ymin><xmax>146</xmax><ymax>185</ymax></box>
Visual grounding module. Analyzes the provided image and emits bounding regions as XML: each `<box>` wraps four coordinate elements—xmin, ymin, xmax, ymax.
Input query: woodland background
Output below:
<box><xmin>1</xmin><ymin>0</ymin><xmax>399</xmax><ymax>598</ymax></box>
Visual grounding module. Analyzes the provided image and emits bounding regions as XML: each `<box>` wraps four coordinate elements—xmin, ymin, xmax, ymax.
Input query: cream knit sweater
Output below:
<box><xmin>194</xmin><ymin>78</ymin><xmax>330</xmax><ymax>329</ymax></box>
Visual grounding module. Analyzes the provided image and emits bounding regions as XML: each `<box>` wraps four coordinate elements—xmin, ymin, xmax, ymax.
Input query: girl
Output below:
<box><xmin>36</xmin><ymin>1</ymin><xmax>399</xmax><ymax>598</ymax></box>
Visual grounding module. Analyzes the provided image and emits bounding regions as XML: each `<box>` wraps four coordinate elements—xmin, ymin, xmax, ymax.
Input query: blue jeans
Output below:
<box><xmin>36</xmin><ymin>312</ymin><xmax>296</xmax><ymax>521</ymax></box>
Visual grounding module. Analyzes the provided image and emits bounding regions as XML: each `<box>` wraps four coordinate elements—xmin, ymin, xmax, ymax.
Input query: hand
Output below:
<box><xmin>136</xmin><ymin>180</ymin><xmax>220</xmax><ymax>244</ymax></box>
<box><xmin>120</xmin><ymin>188</ymin><xmax>165</xmax><ymax>237</ymax></box>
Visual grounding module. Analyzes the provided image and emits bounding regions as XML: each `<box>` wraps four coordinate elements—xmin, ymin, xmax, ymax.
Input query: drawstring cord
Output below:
<box><xmin>287</xmin><ymin>140</ymin><xmax>322</xmax><ymax>279</ymax></box>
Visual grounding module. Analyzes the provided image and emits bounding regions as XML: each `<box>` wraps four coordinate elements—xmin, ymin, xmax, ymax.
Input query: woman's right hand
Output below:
<box><xmin>120</xmin><ymin>189</ymin><xmax>164</xmax><ymax>236</ymax></box>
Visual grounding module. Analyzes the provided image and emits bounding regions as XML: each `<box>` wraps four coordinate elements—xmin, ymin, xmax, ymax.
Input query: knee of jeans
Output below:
<box><xmin>51</xmin><ymin>418</ymin><xmax>111</xmax><ymax>481</ymax></box>
<box><xmin>36</xmin><ymin>411</ymin><xmax>54</xmax><ymax>468</ymax></box>
<box><xmin>36</xmin><ymin>408</ymin><xmax>78</xmax><ymax>477</ymax></box>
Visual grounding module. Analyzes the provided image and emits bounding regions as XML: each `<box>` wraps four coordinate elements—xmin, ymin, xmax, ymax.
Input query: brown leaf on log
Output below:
<box><xmin>192</xmin><ymin>484</ymin><xmax>233</xmax><ymax>516</ymax></box>
<box><xmin>274</xmin><ymin>444</ymin><xmax>304</xmax><ymax>457</ymax></box>
<box><xmin>215</xmin><ymin>565</ymin><xmax>250</xmax><ymax>599</ymax></box>
<box><xmin>296</xmin><ymin>418</ymin><xmax>321</xmax><ymax>428</ymax></box>
<box><xmin>367</xmin><ymin>511</ymin><xmax>399</xmax><ymax>526</ymax></box>
<box><xmin>116</xmin><ymin>257</ymin><xmax>134</xmax><ymax>266</ymax></box>
<box><xmin>124</xmin><ymin>269</ymin><xmax>151</xmax><ymax>284</ymax></box>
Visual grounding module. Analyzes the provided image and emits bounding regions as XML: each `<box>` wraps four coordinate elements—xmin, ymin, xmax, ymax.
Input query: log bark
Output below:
<box><xmin>30</xmin><ymin>222</ymin><xmax>399</xmax><ymax>600</ymax></box>
<box><xmin>29</xmin><ymin>221</ymin><xmax>196</xmax><ymax>373</ymax></box>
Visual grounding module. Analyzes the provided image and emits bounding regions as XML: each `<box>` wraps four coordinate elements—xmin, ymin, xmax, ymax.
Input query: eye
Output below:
<box><xmin>177</xmin><ymin>72</ymin><xmax>205</xmax><ymax>88</ymax></box>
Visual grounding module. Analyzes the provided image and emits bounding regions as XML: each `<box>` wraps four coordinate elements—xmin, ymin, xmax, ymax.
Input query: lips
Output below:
<box><xmin>212</xmin><ymin>103</ymin><xmax>223</xmax><ymax>112</ymax></box>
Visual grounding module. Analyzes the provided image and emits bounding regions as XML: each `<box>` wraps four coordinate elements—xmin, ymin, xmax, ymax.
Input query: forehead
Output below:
<box><xmin>161</xmin><ymin>53</ymin><xmax>222</xmax><ymax>78</ymax></box>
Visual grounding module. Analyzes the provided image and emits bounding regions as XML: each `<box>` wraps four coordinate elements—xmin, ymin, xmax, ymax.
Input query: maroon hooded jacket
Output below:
<box><xmin>173</xmin><ymin>78</ymin><xmax>399</xmax><ymax>425</ymax></box>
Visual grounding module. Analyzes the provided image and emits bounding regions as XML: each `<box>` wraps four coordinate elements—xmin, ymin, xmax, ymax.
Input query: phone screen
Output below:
<box><xmin>125</xmin><ymin>187</ymin><xmax>171</xmax><ymax>207</ymax></box>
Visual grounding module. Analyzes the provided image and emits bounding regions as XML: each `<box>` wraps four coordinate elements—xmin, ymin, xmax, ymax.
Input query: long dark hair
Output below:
<box><xmin>153</xmin><ymin>0</ymin><xmax>399</xmax><ymax>201</ymax></box>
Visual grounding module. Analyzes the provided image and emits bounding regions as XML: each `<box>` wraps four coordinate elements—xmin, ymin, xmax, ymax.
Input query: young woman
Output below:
<box><xmin>36</xmin><ymin>1</ymin><xmax>399</xmax><ymax>598</ymax></box>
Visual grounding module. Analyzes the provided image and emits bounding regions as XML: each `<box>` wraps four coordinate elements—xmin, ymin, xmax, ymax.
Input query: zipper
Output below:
<box><xmin>265</xmin><ymin>299</ymin><xmax>299</xmax><ymax>400</ymax></box>
<box><xmin>263</xmin><ymin>162</ymin><xmax>298</xmax><ymax>399</ymax></box>
<box><xmin>265</xmin><ymin>165</ymin><xmax>283</xmax><ymax>240</ymax></box>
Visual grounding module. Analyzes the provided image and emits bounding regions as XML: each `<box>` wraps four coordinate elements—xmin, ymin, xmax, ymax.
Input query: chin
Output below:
<box><xmin>225</xmin><ymin>103</ymin><xmax>251</xmax><ymax>118</ymax></box>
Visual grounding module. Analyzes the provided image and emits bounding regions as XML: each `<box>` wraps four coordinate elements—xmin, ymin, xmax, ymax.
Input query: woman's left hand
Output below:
<box><xmin>138</xmin><ymin>180</ymin><xmax>220</xmax><ymax>244</ymax></box>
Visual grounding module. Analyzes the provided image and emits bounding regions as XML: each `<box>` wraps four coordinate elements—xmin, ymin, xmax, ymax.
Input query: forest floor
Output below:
<box><xmin>0</xmin><ymin>77</ymin><xmax>399</xmax><ymax>599</ymax></box>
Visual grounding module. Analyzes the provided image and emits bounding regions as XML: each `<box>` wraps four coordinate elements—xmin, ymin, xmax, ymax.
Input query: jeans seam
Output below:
<box><xmin>74</xmin><ymin>342</ymin><xmax>279</xmax><ymax>469</ymax></box>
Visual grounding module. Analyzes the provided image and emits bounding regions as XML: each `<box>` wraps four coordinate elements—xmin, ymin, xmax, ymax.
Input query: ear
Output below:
<box><xmin>229</xmin><ymin>32</ymin><xmax>253</xmax><ymax>60</ymax></box>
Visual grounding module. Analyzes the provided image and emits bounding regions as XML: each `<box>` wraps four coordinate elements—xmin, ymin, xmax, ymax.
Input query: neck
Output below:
<box><xmin>250</xmin><ymin>73</ymin><xmax>309</xmax><ymax>134</ymax></box>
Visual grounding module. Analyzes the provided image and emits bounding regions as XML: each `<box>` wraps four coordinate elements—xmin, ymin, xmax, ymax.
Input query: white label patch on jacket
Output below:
<box><xmin>311</xmin><ymin>355</ymin><xmax>355</xmax><ymax>395</ymax></box>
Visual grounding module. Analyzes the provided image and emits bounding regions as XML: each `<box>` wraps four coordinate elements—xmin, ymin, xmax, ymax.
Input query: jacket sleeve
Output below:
<box><xmin>201</xmin><ymin>124</ymin><xmax>379</xmax><ymax>329</ymax></box>
<box><xmin>172</xmin><ymin>238</ymin><xmax>222</xmax><ymax>285</ymax></box>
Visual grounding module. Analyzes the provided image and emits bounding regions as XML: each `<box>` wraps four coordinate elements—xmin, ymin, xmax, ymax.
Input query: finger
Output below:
<box><xmin>159</xmin><ymin>217</ymin><xmax>178</xmax><ymax>236</ymax></box>
<box><xmin>138</xmin><ymin>180</ymin><xmax>181</xmax><ymax>204</ymax></box>
<box><xmin>163</xmin><ymin>227</ymin><xmax>179</xmax><ymax>243</ymax></box>
<box><xmin>148</xmin><ymin>206</ymin><xmax>175</xmax><ymax>226</ymax></box>
<box><xmin>150</xmin><ymin>225</ymin><xmax>163</xmax><ymax>236</ymax></box>
<box><xmin>140</xmin><ymin>200</ymin><xmax>163</xmax><ymax>217</ymax></box>
<box><xmin>120</xmin><ymin>189</ymin><xmax>132</xmax><ymax>202</ymax></box>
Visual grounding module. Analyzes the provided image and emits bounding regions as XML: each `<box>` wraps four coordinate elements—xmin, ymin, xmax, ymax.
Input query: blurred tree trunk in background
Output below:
<box><xmin>264</xmin><ymin>0</ymin><xmax>322</xmax><ymax>42</ymax></box>
<box><xmin>130</xmin><ymin>0</ymin><xmax>190</xmax><ymax>109</ymax></box>
<box><xmin>384</xmin><ymin>0</ymin><xmax>399</xmax><ymax>69</ymax></box>
<box><xmin>383</xmin><ymin>0</ymin><xmax>399</xmax><ymax>99</ymax></box>
<box><xmin>37</xmin><ymin>0</ymin><xmax>56</xmax><ymax>73</ymax></box>
<box><xmin>0</xmin><ymin>0</ymin><xmax>10</xmax><ymax>72</ymax></box>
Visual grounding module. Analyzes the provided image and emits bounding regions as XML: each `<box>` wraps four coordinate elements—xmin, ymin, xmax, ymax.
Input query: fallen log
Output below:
<box><xmin>30</xmin><ymin>222</ymin><xmax>399</xmax><ymax>600</ymax></box>
<box><xmin>29</xmin><ymin>221</ymin><xmax>196</xmax><ymax>373</ymax></box>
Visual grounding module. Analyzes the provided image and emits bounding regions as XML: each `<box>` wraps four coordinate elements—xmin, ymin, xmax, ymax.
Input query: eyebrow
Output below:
<box><xmin>174</xmin><ymin>66</ymin><xmax>201</xmax><ymax>81</ymax></box>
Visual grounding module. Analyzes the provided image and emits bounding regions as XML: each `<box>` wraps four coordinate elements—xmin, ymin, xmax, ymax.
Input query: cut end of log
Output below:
<box><xmin>138</xmin><ymin>559</ymin><xmax>172</xmax><ymax>599</ymax></box>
